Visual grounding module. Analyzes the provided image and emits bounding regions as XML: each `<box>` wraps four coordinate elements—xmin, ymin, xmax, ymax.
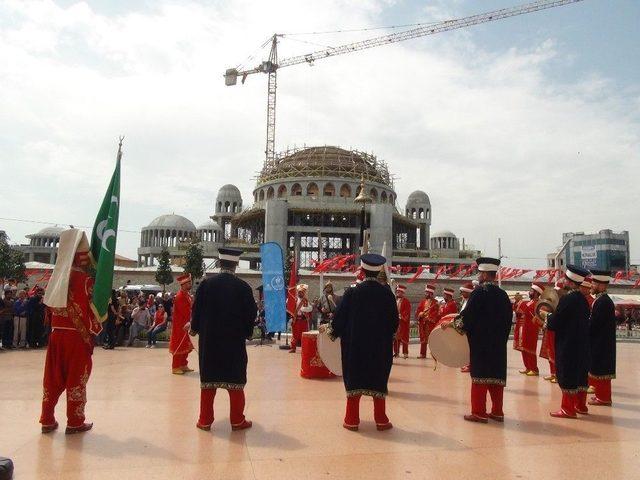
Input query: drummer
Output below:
<box><xmin>442</xmin><ymin>257</ymin><xmax>513</xmax><ymax>423</ymax></box>
<box><xmin>326</xmin><ymin>253</ymin><xmax>398</xmax><ymax>432</ymax></box>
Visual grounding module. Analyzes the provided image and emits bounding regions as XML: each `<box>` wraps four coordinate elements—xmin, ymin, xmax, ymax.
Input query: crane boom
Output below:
<box><xmin>279</xmin><ymin>0</ymin><xmax>582</xmax><ymax>69</ymax></box>
<box><xmin>223</xmin><ymin>0</ymin><xmax>584</xmax><ymax>168</ymax></box>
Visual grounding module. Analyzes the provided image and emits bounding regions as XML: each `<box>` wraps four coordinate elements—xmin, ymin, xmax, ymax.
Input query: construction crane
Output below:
<box><xmin>224</xmin><ymin>0</ymin><xmax>584</xmax><ymax>169</ymax></box>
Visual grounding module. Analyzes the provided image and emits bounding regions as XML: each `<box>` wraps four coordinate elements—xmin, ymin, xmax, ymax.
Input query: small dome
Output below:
<box><xmin>30</xmin><ymin>226</ymin><xmax>65</xmax><ymax>237</ymax></box>
<box><xmin>145</xmin><ymin>214</ymin><xmax>196</xmax><ymax>231</ymax></box>
<box><xmin>432</xmin><ymin>230</ymin><xmax>457</xmax><ymax>238</ymax></box>
<box><xmin>197</xmin><ymin>220</ymin><xmax>223</xmax><ymax>231</ymax></box>
<box><xmin>216</xmin><ymin>184</ymin><xmax>242</xmax><ymax>201</ymax></box>
<box><xmin>407</xmin><ymin>190</ymin><xmax>430</xmax><ymax>205</ymax></box>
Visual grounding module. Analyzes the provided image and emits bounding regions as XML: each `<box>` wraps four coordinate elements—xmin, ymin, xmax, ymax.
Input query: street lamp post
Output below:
<box><xmin>354</xmin><ymin>175</ymin><xmax>372</xmax><ymax>256</ymax></box>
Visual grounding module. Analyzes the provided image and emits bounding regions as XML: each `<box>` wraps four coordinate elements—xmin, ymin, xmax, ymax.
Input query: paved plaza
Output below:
<box><xmin>1</xmin><ymin>343</ymin><xmax>639</xmax><ymax>479</ymax></box>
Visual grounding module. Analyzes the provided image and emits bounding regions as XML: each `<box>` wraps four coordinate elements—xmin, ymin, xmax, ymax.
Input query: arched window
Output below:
<box><xmin>370</xmin><ymin>188</ymin><xmax>378</xmax><ymax>202</ymax></box>
<box><xmin>419</xmin><ymin>208</ymin><xmax>424</xmax><ymax>219</ymax></box>
<box><xmin>217</xmin><ymin>201</ymin><xmax>222</xmax><ymax>212</ymax></box>
<box><xmin>232</xmin><ymin>202</ymin><xmax>237</xmax><ymax>212</ymax></box>
<box><xmin>381</xmin><ymin>191</ymin><xmax>387</xmax><ymax>203</ymax></box>
<box><xmin>323</xmin><ymin>183</ymin><xmax>335</xmax><ymax>197</ymax></box>
<box><xmin>426</xmin><ymin>208</ymin><xmax>430</xmax><ymax>221</ymax></box>
<box><xmin>224</xmin><ymin>201</ymin><xmax>230</xmax><ymax>212</ymax></box>
<box><xmin>277</xmin><ymin>184</ymin><xmax>287</xmax><ymax>197</ymax></box>
<box><xmin>307</xmin><ymin>182</ymin><xmax>319</xmax><ymax>196</ymax></box>
<box><xmin>411</xmin><ymin>208</ymin><xmax>416</xmax><ymax>219</ymax></box>
<box><xmin>267</xmin><ymin>187</ymin><xmax>274</xmax><ymax>199</ymax></box>
<box><xmin>291</xmin><ymin>183</ymin><xmax>302</xmax><ymax>196</ymax></box>
<box><xmin>389</xmin><ymin>194</ymin><xmax>394</xmax><ymax>205</ymax></box>
<box><xmin>340</xmin><ymin>184</ymin><xmax>351</xmax><ymax>198</ymax></box>
<box><xmin>259</xmin><ymin>190</ymin><xmax>265</xmax><ymax>201</ymax></box>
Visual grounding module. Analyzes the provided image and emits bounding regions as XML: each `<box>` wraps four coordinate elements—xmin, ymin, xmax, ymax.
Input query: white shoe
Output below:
<box><xmin>150</xmin><ymin>345</ymin><xmax>156</xmax><ymax>349</ymax></box>
<box><xmin>145</xmin><ymin>345</ymin><xmax>151</xmax><ymax>348</ymax></box>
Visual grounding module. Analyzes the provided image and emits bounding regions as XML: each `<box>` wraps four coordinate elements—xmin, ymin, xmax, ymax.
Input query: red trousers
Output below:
<box><xmin>521</xmin><ymin>352</ymin><xmax>538</xmax><ymax>373</ymax></box>
<box><xmin>344</xmin><ymin>395</ymin><xmax>389</xmax><ymax>427</ymax></box>
<box><xmin>198</xmin><ymin>388</ymin><xmax>246</xmax><ymax>427</ymax></box>
<box><xmin>289</xmin><ymin>319</ymin><xmax>308</xmax><ymax>351</ymax></box>
<box><xmin>589</xmin><ymin>378</ymin><xmax>612</xmax><ymax>403</ymax></box>
<box><xmin>575</xmin><ymin>391</ymin><xmax>588</xmax><ymax>412</ymax></box>
<box><xmin>393</xmin><ymin>339</ymin><xmax>409</xmax><ymax>356</ymax></box>
<box><xmin>418</xmin><ymin>322</ymin><xmax>431</xmax><ymax>357</ymax></box>
<box><xmin>559</xmin><ymin>392</ymin><xmax>576</xmax><ymax>416</ymax></box>
<box><xmin>172</xmin><ymin>353</ymin><xmax>189</xmax><ymax>370</ymax></box>
<box><xmin>39</xmin><ymin>330</ymin><xmax>93</xmax><ymax>428</ymax></box>
<box><xmin>470</xmin><ymin>383</ymin><xmax>504</xmax><ymax>418</ymax></box>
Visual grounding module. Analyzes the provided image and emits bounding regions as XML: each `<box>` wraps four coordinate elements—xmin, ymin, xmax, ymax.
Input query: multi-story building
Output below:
<box><xmin>548</xmin><ymin>230</ymin><xmax>630</xmax><ymax>272</ymax></box>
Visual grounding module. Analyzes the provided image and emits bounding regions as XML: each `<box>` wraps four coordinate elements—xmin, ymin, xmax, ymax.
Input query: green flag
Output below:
<box><xmin>90</xmin><ymin>138</ymin><xmax>122</xmax><ymax>322</ymax></box>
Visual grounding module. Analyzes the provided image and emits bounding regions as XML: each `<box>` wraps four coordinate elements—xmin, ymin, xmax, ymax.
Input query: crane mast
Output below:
<box><xmin>224</xmin><ymin>0</ymin><xmax>584</xmax><ymax>169</ymax></box>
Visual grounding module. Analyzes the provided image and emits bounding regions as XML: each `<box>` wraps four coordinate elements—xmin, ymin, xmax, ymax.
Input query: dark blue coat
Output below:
<box><xmin>191</xmin><ymin>273</ymin><xmax>257</xmax><ymax>389</ymax></box>
<box><xmin>547</xmin><ymin>290</ymin><xmax>590</xmax><ymax>393</ymax></box>
<box><xmin>331</xmin><ymin>279</ymin><xmax>398</xmax><ymax>397</ymax></box>
<box><xmin>589</xmin><ymin>293</ymin><xmax>616</xmax><ymax>379</ymax></box>
<box><xmin>457</xmin><ymin>283</ymin><xmax>512</xmax><ymax>385</ymax></box>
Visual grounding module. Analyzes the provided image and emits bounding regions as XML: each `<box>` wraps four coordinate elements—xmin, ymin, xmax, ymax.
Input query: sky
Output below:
<box><xmin>1</xmin><ymin>0</ymin><xmax>639</xmax><ymax>268</ymax></box>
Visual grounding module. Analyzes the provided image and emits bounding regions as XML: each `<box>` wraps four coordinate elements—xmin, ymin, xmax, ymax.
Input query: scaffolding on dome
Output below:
<box><xmin>257</xmin><ymin>146</ymin><xmax>395</xmax><ymax>188</ymax></box>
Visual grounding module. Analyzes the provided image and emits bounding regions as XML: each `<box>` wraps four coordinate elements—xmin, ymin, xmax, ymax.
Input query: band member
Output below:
<box><xmin>40</xmin><ymin>229</ymin><xmax>102</xmax><ymax>434</ymax></box>
<box><xmin>514</xmin><ymin>283</ymin><xmax>544</xmax><ymax>376</ymax></box>
<box><xmin>415</xmin><ymin>284</ymin><xmax>439</xmax><ymax>359</ymax></box>
<box><xmin>539</xmin><ymin>280</ymin><xmax>564</xmax><ymax>383</ymax></box>
<box><xmin>327</xmin><ymin>254</ymin><xmax>398</xmax><ymax>431</ymax></box>
<box><xmin>459</xmin><ymin>282</ymin><xmax>474</xmax><ymax>310</ymax></box>
<box><xmin>440</xmin><ymin>287</ymin><xmax>458</xmax><ymax>316</ymax></box>
<box><xmin>289</xmin><ymin>284</ymin><xmax>312</xmax><ymax>353</ymax></box>
<box><xmin>319</xmin><ymin>282</ymin><xmax>338</xmax><ymax>325</ymax></box>
<box><xmin>512</xmin><ymin>292</ymin><xmax>524</xmax><ymax>352</ymax></box>
<box><xmin>393</xmin><ymin>284</ymin><xmax>411</xmax><ymax>359</ymax></box>
<box><xmin>588</xmin><ymin>270</ymin><xmax>616</xmax><ymax>406</ymax></box>
<box><xmin>541</xmin><ymin>265</ymin><xmax>591</xmax><ymax>418</ymax></box>
<box><xmin>190</xmin><ymin>248</ymin><xmax>257</xmax><ymax>431</ymax></box>
<box><xmin>459</xmin><ymin>282</ymin><xmax>474</xmax><ymax>373</ymax></box>
<box><xmin>442</xmin><ymin>257</ymin><xmax>512</xmax><ymax>423</ymax></box>
<box><xmin>580</xmin><ymin>278</ymin><xmax>595</xmax><ymax>309</ymax></box>
<box><xmin>169</xmin><ymin>274</ymin><xmax>194</xmax><ymax>374</ymax></box>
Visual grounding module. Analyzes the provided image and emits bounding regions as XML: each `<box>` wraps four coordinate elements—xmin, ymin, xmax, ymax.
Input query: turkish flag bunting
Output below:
<box><xmin>408</xmin><ymin>266</ymin><xmax>425</xmax><ymax>284</ymax></box>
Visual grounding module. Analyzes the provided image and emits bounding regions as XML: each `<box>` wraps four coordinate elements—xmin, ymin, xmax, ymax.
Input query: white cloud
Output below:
<box><xmin>0</xmin><ymin>0</ymin><xmax>638</xmax><ymax>268</ymax></box>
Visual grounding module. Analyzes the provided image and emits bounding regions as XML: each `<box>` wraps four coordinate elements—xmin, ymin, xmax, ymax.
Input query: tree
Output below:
<box><xmin>0</xmin><ymin>237</ymin><xmax>27</xmax><ymax>284</ymax></box>
<box><xmin>155</xmin><ymin>247</ymin><xmax>173</xmax><ymax>291</ymax></box>
<box><xmin>183</xmin><ymin>240</ymin><xmax>204</xmax><ymax>280</ymax></box>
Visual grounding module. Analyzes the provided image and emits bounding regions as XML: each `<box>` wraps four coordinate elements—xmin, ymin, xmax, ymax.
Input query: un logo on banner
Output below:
<box><xmin>271</xmin><ymin>275</ymin><xmax>284</xmax><ymax>291</ymax></box>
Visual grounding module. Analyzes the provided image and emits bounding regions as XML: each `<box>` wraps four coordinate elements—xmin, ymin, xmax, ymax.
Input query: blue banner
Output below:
<box><xmin>260</xmin><ymin>242</ymin><xmax>287</xmax><ymax>333</ymax></box>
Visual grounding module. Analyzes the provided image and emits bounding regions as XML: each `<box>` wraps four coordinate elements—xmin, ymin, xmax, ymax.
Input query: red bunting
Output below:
<box><xmin>407</xmin><ymin>266</ymin><xmax>425</xmax><ymax>284</ymax></box>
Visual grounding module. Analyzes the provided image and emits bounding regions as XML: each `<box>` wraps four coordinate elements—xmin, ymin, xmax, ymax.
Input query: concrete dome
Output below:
<box><xmin>407</xmin><ymin>190</ymin><xmax>430</xmax><ymax>205</ymax></box>
<box><xmin>197</xmin><ymin>220</ymin><xmax>223</xmax><ymax>231</ymax></box>
<box><xmin>31</xmin><ymin>226</ymin><xmax>65</xmax><ymax>237</ymax></box>
<box><xmin>215</xmin><ymin>184</ymin><xmax>243</xmax><ymax>214</ymax></box>
<box><xmin>145</xmin><ymin>214</ymin><xmax>196</xmax><ymax>231</ymax></box>
<box><xmin>216</xmin><ymin>184</ymin><xmax>242</xmax><ymax>201</ymax></box>
<box><xmin>258</xmin><ymin>146</ymin><xmax>393</xmax><ymax>187</ymax></box>
<box><xmin>432</xmin><ymin>230</ymin><xmax>457</xmax><ymax>238</ymax></box>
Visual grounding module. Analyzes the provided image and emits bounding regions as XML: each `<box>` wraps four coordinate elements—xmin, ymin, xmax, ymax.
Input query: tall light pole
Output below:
<box><xmin>354</xmin><ymin>176</ymin><xmax>372</xmax><ymax>256</ymax></box>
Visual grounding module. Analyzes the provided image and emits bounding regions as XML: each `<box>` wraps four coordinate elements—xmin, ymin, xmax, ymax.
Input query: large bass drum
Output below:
<box><xmin>317</xmin><ymin>328</ymin><xmax>342</xmax><ymax>376</ymax></box>
<box><xmin>428</xmin><ymin>313</ymin><xmax>470</xmax><ymax>368</ymax></box>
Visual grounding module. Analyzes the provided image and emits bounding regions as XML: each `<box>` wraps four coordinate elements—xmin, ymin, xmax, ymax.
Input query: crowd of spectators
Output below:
<box><xmin>0</xmin><ymin>279</ymin><xmax>175</xmax><ymax>350</ymax></box>
<box><xmin>0</xmin><ymin>281</ymin><xmax>47</xmax><ymax>350</ymax></box>
<box><xmin>96</xmin><ymin>289</ymin><xmax>174</xmax><ymax>349</ymax></box>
